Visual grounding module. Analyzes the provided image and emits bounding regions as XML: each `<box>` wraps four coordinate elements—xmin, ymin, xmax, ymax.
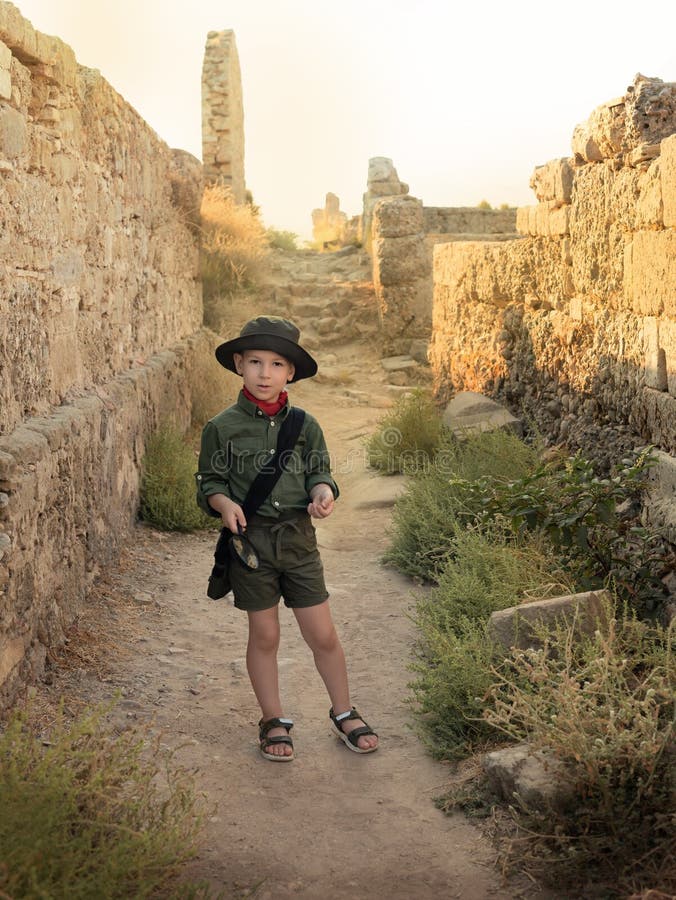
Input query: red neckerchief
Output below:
<box><xmin>243</xmin><ymin>386</ymin><xmax>288</xmax><ymax>417</ymax></box>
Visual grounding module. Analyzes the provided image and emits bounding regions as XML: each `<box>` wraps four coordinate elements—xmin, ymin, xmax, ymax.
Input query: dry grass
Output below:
<box><xmin>200</xmin><ymin>184</ymin><xmax>270</xmax><ymax>331</ymax></box>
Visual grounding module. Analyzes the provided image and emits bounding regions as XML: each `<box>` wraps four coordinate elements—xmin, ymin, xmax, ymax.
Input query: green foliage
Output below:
<box><xmin>409</xmin><ymin>615</ymin><xmax>499</xmax><ymax>758</ymax></box>
<box><xmin>410</xmin><ymin>527</ymin><xmax>572</xmax><ymax>758</ymax></box>
<box><xmin>0</xmin><ymin>704</ymin><xmax>208</xmax><ymax>899</ymax></box>
<box><xmin>266</xmin><ymin>228</ymin><xmax>299</xmax><ymax>251</ymax></box>
<box><xmin>484</xmin><ymin>613</ymin><xmax>675</xmax><ymax>894</ymax></box>
<box><xmin>141</xmin><ymin>425</ymin><xmax>212</xmax><ymax>531</ymax></box>
<box><xmin>477</xmin><ymin>199</ymin><xmax>492</xmax><ymax>209</ymax></box>
<box><xmin>384</xmin><ymin>428</ymin><xmax>538</xmax><ymax>580</ymax></box>
<box><xmin>365</xmin><ymin>389</ymin><xmax>444</xmax><ymax>475</ymax></box>
<box><xmin>457</xmin><ymin>448</ymin><xmax>667</xmax><ymax>615</ymax></box>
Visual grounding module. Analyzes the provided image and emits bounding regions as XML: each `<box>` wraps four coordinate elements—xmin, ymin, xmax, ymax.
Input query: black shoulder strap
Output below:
<box><xmin>241</xmin><ymin>407</ymin><xmax>306</xmax><ymax>520</ymax></box>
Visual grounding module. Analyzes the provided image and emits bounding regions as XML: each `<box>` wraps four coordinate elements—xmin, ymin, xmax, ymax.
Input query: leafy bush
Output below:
<box><xmin>0</xmin><ymin>705</ymin><xmax>207</xmax><ymax>899</ymax></box>
<box><xmin>384</xmin><ymin>428</ymin><xmax>538</xmax><ymax>580</ymax></box>
<box><xmin>458</xmin><ymin>448</ymin><xmax>668</xmax><ymax>616</ymax></box>
<box><xmin>266</xmin><ymin>228</ymin><xmax>298</xmax><ymax>251</ymax></box>
<box><xmin>365</xmin><ymin>389</ymin><xmax>444</xmax><ymax>475</ymax></box>
<box><xmin>200</xmin><ymin>184</ymin><xmax>269</xmax><ymax>330</ymax></box>
<box><xmin>141</xmin><ymin>425</ymin><xmax>212</xmax><ymax>531</ymax></box>
<box><xmin>484</xmin><ymin>613</ymin><xmax>675</xmax><ymax>895</ymax></box>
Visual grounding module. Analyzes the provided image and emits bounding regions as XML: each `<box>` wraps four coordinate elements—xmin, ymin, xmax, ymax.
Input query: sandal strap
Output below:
<box><xmin>260</xmin><ymin>734</ymin><xmax>294</xmax><ymax>750</ymax></box>
<box><xmin>259</xmin><ymin>717</ymin><xmax>294</xmax><ymax>739</ymax></box>
<box><xmin>344</xmin><ymin>725</ymin><xmax>377</xmax><ymax>748</ymax></box>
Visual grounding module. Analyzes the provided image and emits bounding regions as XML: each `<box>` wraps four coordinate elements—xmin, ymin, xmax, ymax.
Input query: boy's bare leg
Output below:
<box><xmin>246</xmin><ymin>607</ymin><xmax>292</xmax><ymax>757</ymax></box>
<box><xmin>293</xmin><ymin>602</ymin><xmax>378</xmax><ymax>751</ymax></box>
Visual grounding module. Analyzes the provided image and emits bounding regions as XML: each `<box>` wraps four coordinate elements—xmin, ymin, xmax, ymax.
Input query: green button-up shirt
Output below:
<box><xmin>195</xmin><ymin>391</ymin><xmax>339</xmax><ymax>519</ymax></box>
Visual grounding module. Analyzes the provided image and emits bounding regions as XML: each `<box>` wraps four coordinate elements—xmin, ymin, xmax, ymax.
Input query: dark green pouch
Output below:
<box><xmin>207</xmin><ymin>528</ymin><xmax>232</xmax><ymax>600</ymax></box>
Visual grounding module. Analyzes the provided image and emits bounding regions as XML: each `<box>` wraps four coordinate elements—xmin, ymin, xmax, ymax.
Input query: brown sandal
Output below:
<box><xmin>259</xmin><ymin>717</ymin><xmax>294</xmax><ymax>761</ymax></box>
<box><xmin>329</xmin><ymin>707</ymin><xmax>378</xmax><ymax>754</ymax></box>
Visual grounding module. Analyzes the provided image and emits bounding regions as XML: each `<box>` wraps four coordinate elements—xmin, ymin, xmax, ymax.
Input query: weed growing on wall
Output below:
<box><xmin>141</xmin><ymin>425</ymin><xmax>213</xmax><ymax>531</ymax></box>
<box><xmin>484</xmin><ymin>613</ymin><xmax>675</xmax><ymax>895</ymax></box>
<box><xmin>0</xmin><ymin>704</ymin><xmax>208</xmax><ymax>899</ymax></box>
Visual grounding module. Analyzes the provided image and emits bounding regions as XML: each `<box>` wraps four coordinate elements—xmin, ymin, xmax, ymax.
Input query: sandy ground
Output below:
<box><xmin>32</xmin><ymin>343</ymin><xmax>552</xmax><ymax>899</ymax></box>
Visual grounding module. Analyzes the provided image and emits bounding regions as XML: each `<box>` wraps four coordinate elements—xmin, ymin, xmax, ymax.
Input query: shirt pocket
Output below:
<box><xmin>230</xmin><ymin>438</ymin><xmax>275</xmax><ymax>479</ymax></box>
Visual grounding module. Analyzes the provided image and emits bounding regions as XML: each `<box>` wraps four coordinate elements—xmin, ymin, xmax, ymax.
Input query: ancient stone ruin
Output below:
<box><xmin>0</xmin><ymin>2</ymin><xmax>205</xmax><ymax>704</ymax></box>
<box><xmin>201</xmin><ymin>29</ymin><xmax>246</xmax><ymax>201</ymax></box>
<box><xmin>311</xmin><ymin>192</ymin><xmax>347</xmax><ymax>247</ymax></box>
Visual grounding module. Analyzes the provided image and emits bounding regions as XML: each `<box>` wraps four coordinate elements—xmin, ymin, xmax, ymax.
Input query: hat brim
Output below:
<box><xmin>215</xmin><ymin>333</ymin><xmax>318</xmax><ymax>382</ymax></box>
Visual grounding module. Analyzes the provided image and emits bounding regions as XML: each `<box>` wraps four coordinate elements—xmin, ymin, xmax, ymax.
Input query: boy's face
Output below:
<box><xmin>233</xmin><ymin>349</ymin><xmax>295</xmax><ymax>402</ymax></box>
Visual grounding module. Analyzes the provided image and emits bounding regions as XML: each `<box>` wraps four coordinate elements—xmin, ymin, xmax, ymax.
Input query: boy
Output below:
<box><xmin>195</xmin><ymin>316</ymin><xmax>378</xmax><ymax>761</ymax></box>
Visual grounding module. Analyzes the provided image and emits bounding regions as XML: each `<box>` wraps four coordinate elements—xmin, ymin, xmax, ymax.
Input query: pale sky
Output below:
<box><xmin>12</xmin><ymin>0</ymin><xmax>676</xmax><ymax>239</ymax></box>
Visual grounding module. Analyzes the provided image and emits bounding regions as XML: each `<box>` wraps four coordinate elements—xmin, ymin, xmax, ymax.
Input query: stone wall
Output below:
<box><xmin>430</xmin><ymin>75</ymin><xmax>676</xmax><ymax>474</ymax></box>
<box><xmin>371</xmin><ymin>195</ymin><xmax>518</xmax><ymax>355</ymax></box>
<box><xmin>201</xmin><ymin>29</ymin><xmax>245</xmax><ymax>202</ymax></box>
<box><xmin>0</xmin><ymin>2</ymin><xmax>204</xmax><ymax>704</ymax></box>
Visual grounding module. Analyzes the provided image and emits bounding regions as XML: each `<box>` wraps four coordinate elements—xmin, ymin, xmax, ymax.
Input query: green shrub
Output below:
<box><xmin>460</xmin><ymin>447</ymin><xmax>668</xmax><ymax>616</ymax></box>
<box><xmin>409</xmin><ymin>615</ymin><xmax>500</xmax><ymax>758</ymax></box>
<box><xmin>484</xmin><ymin>613</ymin><xmax>675</xmax><ymax>894</ymax></box>
<box><xmin>384</xmin><ymin>428</ymin><xmax>538</xmax><ymax>580</ymax></box>
<box><xmin>266</xmin><ymin>228</ymin><xmax>298</xmax><ymax>251</ymax></box>
<box><xmin>0</xmin><ymin>704</ymin><xmax>207</xmax><ymax>899</ymax></box>
<box><xmin>418</xmin><ymin>525</ymin><xmax>574</xmax><ymax>632</ymax></box>
<box><xmin>365</xmin><ymin>389</ymin><xmax>444</xmax><ymax>475</ymax></box>
<box><xmin>141</xmin><ymin>425</ymin><xmax>212</xmax><ymax>531</ymax></box>
<box><xmin>410</xmin><ymin>527</ymin><xmax>572</xmax><ymax>759</ymax></box>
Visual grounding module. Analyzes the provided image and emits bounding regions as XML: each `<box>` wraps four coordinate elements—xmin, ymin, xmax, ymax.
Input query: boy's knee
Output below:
<box><xmin>305</xmin><ymin>625</ymin><xmax>339</xmax><ymax>655</ymax></box>
<box><xmin>249</xmin><ymin>621</ymin><xmax>280</xmax><ymax>653</ymax></box>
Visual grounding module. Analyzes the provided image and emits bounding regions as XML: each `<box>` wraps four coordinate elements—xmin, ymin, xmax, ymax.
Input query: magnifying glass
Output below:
<box><xmin>229</xmin><ymin>524</ymin><xmax>260</xmax><ymax>571</ymax></box>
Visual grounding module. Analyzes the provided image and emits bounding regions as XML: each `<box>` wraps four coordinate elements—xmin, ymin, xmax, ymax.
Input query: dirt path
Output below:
<box><xmin>37</xmin><ymin>340</ymin><xmax>546</xmax><ymax>898</ymax></box>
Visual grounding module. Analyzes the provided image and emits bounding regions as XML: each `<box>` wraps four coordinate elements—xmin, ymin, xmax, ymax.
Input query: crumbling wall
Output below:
<box><xmin>0</xmin><ymin>2</ymin><xmax>204</xmax><ymax>704</ymax></box>
<box><xmin>430</xmin><ymin>75</ymin><xmax>676</xmax><ymax>472</ymax></box>
<box><xmin>201</xmin><ymin>29</ymin><xmax>245</xmax><ymax>202</ymax></box>
<box><xmin>371</xmin><ymin>192</ymin><xmax>518</xmax><ymax>355</ymax></box>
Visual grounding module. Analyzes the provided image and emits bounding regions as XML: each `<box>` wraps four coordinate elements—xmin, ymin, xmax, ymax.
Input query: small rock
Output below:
<box><xmin>381</xmin><ymin>355</ymin><xmax>419</xmax><ymax>372</ymax></box>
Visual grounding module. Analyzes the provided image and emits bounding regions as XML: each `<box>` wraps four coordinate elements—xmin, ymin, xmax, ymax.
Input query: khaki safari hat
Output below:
<box><xmin>215</xmin><ymin>316</ymin><xmax>318</xmax><ymax>383</ymax></box>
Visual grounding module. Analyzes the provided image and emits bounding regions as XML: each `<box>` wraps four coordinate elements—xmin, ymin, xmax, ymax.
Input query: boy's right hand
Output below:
<box><xmin>207</xmin><ymin>494</ymin><xmax>247</xmax><ymax>532</ymax></box>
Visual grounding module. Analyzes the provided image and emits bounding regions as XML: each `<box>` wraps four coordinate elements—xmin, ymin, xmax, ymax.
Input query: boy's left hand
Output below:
<box><xmin>307</xmin><ymin>484</ymin><xmax>334</xmax><ymax>519</ymax></box>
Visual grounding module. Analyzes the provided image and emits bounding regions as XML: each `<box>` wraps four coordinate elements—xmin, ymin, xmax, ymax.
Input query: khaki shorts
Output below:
<box><xmin>230</xmin><ymin>512</ymin><xmax>329</xmax><ymax>612</ymax></box>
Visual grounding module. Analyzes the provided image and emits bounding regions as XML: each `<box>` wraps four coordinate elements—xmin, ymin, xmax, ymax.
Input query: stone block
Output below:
<box><xmin>488</xmin><ymin>590</ymin><xmax>612</xmax><ymax>651</ymax></box>
<box><xmin>642</xmin><ymin>317</ymin><xmax>668</xmax><ymax>391</ymax></box>
<box><xmin>442</xmin><ymin>391</ymin><xmax>523</xmax><ymax>437</ymax></box>
<box><xmin>373</xmin><ymin>234</ymin><xmax>429</xmax><ymax>285</ymax></box>
<box><xmin>381</xmin><ymin>355</ymin><xmax>418</xmax><ymax>372</ymax></box>
<box><xmin>0</xmin><ymin>38</ymin><xmax>11</xmax><ymax>69</ymax></box>
<box><xmin>625</xmin><ymin>230</ymin><xmax>676</xmax><ymax>316</ymax></box>
<box><xmin>0</xmin><ymin>636</ymin><xmax>24</xmax><ymax>688</ymax></box>
<box><xmin>515</xmin><ymin>206</ymin><xmax>533</xmax><ymax>235</ymax></box>
<box><xmin>659</xmin><ymin>317</ymin><xmax>676</xmax><ymax>397</ymax></box>
<box><xmin>0</xmin><ymin>105</ymin><xmax>26</xmax><ymax>157</ymax></box>
<box><xmin>636</xmin><ymin>158</ymin><xmax>663</xmax><ymax>227</ymax></box>
<box><xmin>662</xmin><ymin>134</ymin><xmax>676</xmax><ymax>227</ymax></box>
<box><xmin>529</xmin><ymin>158</ymin><xmax>573</xmax><ymax>204</ymax></box>
<box><xmin>0</xmin><ymin>531</ymin><xmax>11</xmax><ymax>560</ymax></box>
<box><xmin>644</xmin><ymin>449</ymin><xmax>676</xmax><ymax>542</ymax></box>
<box><xmin>483</xmin><ymin>743</ymin><xmax>576</xmax><ymax>812</ymax></box>
<box><xmin>0</xmin><ymin>67</ymin><xmax>10</xmax><ymax>99</ymax></box>
<box><xmin>372</xmin><ymin>195</ymin><xmax>423</xmax><ymax>238</ymax></box>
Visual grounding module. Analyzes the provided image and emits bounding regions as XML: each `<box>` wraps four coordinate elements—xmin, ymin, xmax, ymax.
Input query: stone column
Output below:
<box><xmin>201</xmin><ymin>30</ymin><xmax>246</xmax><ymax>203</ymax></box>
<box><xmin>372</xmin><ymin>195</ymin><xmax>431</xmax><ymax>354</ymax></box>
<box><xmin>362</xmin><ymin>157</ymin><xmax>409</xmax><ymax>251</ymax></box>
